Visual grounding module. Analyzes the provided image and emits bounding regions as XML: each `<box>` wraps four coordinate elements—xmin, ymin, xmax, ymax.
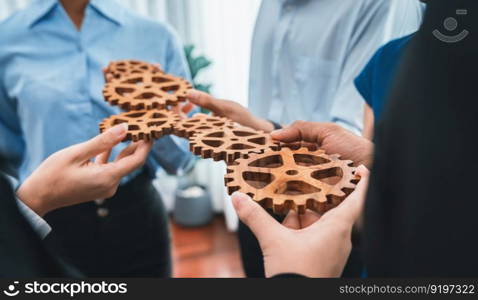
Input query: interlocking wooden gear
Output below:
<box><xmin>99</xmin><ymin>110</ymin><xmax>180</xmax><ymax>142</ymax></box>
<box><xmin>173</xmin><ymin>114</ymin><xmax>235</xmax><ymax>139</ymax></box>
<box><xmin>103</xmin><ymin>72</ymin><xmax>193</xmax><ymax>111</ymax></box>
<box><xmin>224</xmin><ymin>147</ymin><xmax>359</xmax><ymax>215</ymax></box>
<box><xmin>189</xmin><ymin>127</ymin><xmax>280</xmax><ymax>164</ymax></box>
<box><xmin>105</xmin><ymin>60</ymin><xmax>162</xmax><ymax>82</ymax></box>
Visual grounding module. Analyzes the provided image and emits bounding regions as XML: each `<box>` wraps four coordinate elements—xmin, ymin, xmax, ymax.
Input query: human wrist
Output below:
<box><xmin>16</xmin><ymin>181</ymin><xmax>51</xmax><ymax>217</ymax></box>
<box><xmin>357</xmin><ymin>141</ymin><xmax>374</xmax><ymax>169</ymax></box>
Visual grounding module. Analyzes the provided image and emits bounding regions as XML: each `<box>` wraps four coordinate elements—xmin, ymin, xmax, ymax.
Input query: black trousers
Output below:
<box><xmin>44</xmin><ymin>172</ymin><xmax>171</xmax><ymax>277</ymax></box>
<box><xmin>238</xmin><ymin>218</ymin><xmax>364</xmax><ymax>278</ymax></box>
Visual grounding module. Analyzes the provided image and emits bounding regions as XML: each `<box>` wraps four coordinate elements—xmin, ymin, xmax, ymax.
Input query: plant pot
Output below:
<box><xmin>173</xmin><ymin>184</ymin><xmax>213</xmax><ymax>227</ymax></box>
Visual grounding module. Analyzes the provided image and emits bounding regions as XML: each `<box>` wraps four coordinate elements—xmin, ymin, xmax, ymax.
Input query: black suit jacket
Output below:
<box><xmin>0</xmin><ymin>172</ymin><xmax>79</xmax><ymax>277</ymax></box>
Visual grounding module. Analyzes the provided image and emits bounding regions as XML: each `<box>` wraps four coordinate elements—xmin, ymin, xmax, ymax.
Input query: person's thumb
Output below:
<box><xmin>232</xmin><ymin>192</ymin><xmax>280</xmax><ymax>244</ymax></box>
<box><xmin>72</xmin><ymin>123</ymin><xmax>128</xmax><ymax>162</ymax></box>
<box><xmin>270</xmin><ymin>126</ymin><xmax>302</xmax><ymax>143</ymax></box>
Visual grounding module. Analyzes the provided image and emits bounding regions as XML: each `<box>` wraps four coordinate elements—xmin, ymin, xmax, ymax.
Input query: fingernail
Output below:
<box><xmin>271</xmin><ymin>129</ymin><xmax>283</xmax><ymax>136</ymax></box>
<box><xmin>110</xmin><ymin>123</ymin><xmax>128</xmax><ymax>137</ymax></box>
<box><xmin>231</xmin><ymin>192</ymin><xmax>248</xmax><ymax>209</ymax></box>
<box><xmin>187</xmin><ymin>89</ymin><xmax>199</xmax><ymax>100</ymax></box>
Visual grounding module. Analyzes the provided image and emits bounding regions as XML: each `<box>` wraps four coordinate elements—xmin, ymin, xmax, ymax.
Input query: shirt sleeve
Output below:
<box><xmin>354</xmin><ymin>52</ymin><xmax>377</xmax><ymax>110</ymax></box>
<box><xmin>329</xmin><ymin>0</ymin><xmax>421</xmax><ymax>135</ymax></box>
<box><xmin>0</xmin><ymin>79</ymin><xmax>25</xmax><ymax>179</ymax></box>
<box><xmin>163</xmin><ymin>26</ymin><xmax>192</xmax><ymax>81</ymax></box>
<box><xmin>16</xmin><ymin>198</ymin><xmax>52</xmax><ymax>239</ymax></box>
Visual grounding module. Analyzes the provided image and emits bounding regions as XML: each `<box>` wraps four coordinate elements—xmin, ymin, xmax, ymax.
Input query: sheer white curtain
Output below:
<box><xmin>159</xmin><ymin>0</ymin><xmax>261</xmax><ymax>230</ymax></box>
<box><xmin>164</xmin><ymin>0</ymin><xmax>261</xmax><ymax>230</ymax></box>
<box><xmin>166</xmin><ymin>0</ymin><xmax>261</xmax><ymax>107</ymax></box>
<box><xmin>0</xmin><ymin>0</ymin><xmax>30</xmax><ymax>20</ymax></box>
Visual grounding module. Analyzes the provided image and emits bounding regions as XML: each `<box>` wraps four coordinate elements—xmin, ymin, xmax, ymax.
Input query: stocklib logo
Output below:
<box><xmin>3</xmin><ymin>282</ymin><xmax>20</xmax><ymax>297</ymax></box>
<box><xmin>433</xmin><ymin>9</ymin><xmax>469</xmax><ymax>43</ymax></box>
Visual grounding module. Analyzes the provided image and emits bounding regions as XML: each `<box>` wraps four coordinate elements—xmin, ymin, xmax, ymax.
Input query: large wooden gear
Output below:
<box><xmin>105</xmin><ymin>60</ymin><xmax>162</xmax><ymax>82</ymax></box>
<box><xmin>103</xmin><ymin>72</ymin><xmax>192</xmax><ymax>111</ymax></box>
<box><xmin>173</xmin><ymin>114</ymin><xmax>235</xmax><ymax>139</ymax></box>
<box><xmin>189</xmin><ymin>127</ymin><xmax>280</xmax><ymax>164</ymax></box>
<box><xmin>99</xmin><ymin>110</ymin><xmax>180</xmax><ymax>142</ymax></box>
<box><xmin>224</xmin><ymin>147</ymin><xmax>359</xmax><ymax>215</ymax></box>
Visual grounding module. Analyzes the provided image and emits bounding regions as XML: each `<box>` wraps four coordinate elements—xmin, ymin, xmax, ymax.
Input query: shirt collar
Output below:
<box><xmin>26</xmin><ymin>0</ymin><xmax>125</xmax><ymax>28</ymax></box>
<box><xmin>89</xmin><ymin>0</ymin><xmax>125</xmax><ymax>26</ymax></box>
<box><xmin>26</xmin><ymin>0</ymin><xmax>58</xmax><ymax>28</ymax></box>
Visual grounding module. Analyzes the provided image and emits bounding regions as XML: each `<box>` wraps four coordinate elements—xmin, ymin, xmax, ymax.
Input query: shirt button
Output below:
<box><xmin>97</xmin><ymin>208</ymin><xmax>109</xmax><ymax>218</ymax></box>
<box><xmin>95</xmin><ymin>199</ymin><xmax>106</xmax><ymax>206</ymax></box>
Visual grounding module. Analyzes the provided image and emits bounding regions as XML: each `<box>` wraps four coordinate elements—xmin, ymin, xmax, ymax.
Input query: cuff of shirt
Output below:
<box><xmin>334</xmin><ymin>120</ymin><xmax>362</xmax><ymax>136</ymax></box>
<box><xmin>16</xmin><ymin>198</ymin><xmax>52</xmax><ymax>239</ymax></box>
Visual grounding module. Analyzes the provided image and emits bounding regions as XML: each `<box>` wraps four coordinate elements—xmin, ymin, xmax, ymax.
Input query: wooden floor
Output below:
<box><xmin>170</xmin><ymin>215</ymin><xmax>245</xmax><ymax>278</ymax></box>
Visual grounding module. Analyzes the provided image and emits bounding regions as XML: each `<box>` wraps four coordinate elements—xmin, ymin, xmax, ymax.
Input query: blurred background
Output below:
<box><xmin>1</xmin><ymin>0</ymin><xmax>263</xmax><ymax>278</ymax></box>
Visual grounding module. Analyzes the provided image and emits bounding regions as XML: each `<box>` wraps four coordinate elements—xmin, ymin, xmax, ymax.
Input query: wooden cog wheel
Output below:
<box><xmin>99</xmin><ymin>110</ymin><xmax>180</xmax><ymax>142</ymax></box>
<box><xmin>173</xmin><ymin>114</ymin><xmax>235</xmax><ymax>139</ymax></box>
<box><xmin>224</xmin><ymin>147</ymin><xmax>359</xmax><ymax>215</ymax></box>
<box><xmin>103</xmin><ymin>72</ymin><xmax>193</xmax><ymax>111</ymax></box>
<box><xmin>105</xmin><ymin>60</ymin><xmax>162</xmax><ymax>82</ymax></box>
<box><xmin>189</xmin><ymin>127</ymin><xmax>280</xmax><ymax>164</ymax></box>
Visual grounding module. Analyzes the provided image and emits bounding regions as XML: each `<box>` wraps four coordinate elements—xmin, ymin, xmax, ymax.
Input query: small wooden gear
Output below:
<box><xmin>99</xmin><ymin>110</ymin><xmax>180</xmax><ymax>142</ymax></box>
<box><xmin>173</xmin><ymin>114</ymin><xmax>235</xmax><ymax>139</ymax></box>
<box><xmin>103</xmin><ymin>72</ymin><xmax>192</xmax><ymax>111</ymax></box>
<box><xmin>189</xmin><ymin>127</ymin><xmax>280</xmax><ymax>164</ymax></box>
<box><xmin>224</xmin><ymin>147</ymin><xmax>359</xmax><ymax>215</ymax></box>
<box><xmin>105</xmin><ymin>60</ymin><xmax>162</xmax><ymax>82</ymax></box>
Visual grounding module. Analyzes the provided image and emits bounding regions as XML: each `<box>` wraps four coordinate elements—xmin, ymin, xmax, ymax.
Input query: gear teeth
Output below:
<box><xmin>102</xmin><ymin>72</ymin><xmax>192</xmax><ymax>111</ymax></box>
<box><xmin>104</xmin><ymin>60</ymin><xmax>163</xmax><ymax>83</ymax></box>
<box><xmin>223</xmin><ymin>147</ymin><xmax>358</xmax><ymax>215</ymax></box>
<box><xmin>188</xmin><ymin>126</ymin><xmax>278</xmax><ymax>164</ymax></box>
<box><xmin>98</xmin><ymin>110</ymin><xmax>179</xmax><ymax>142</ymax></box>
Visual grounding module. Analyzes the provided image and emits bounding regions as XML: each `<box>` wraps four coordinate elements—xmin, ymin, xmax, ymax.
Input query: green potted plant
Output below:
<box><xmin>184</xmin><ymin>45</ymin><xmax>212</xmax><ymax>114</ymax></box>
